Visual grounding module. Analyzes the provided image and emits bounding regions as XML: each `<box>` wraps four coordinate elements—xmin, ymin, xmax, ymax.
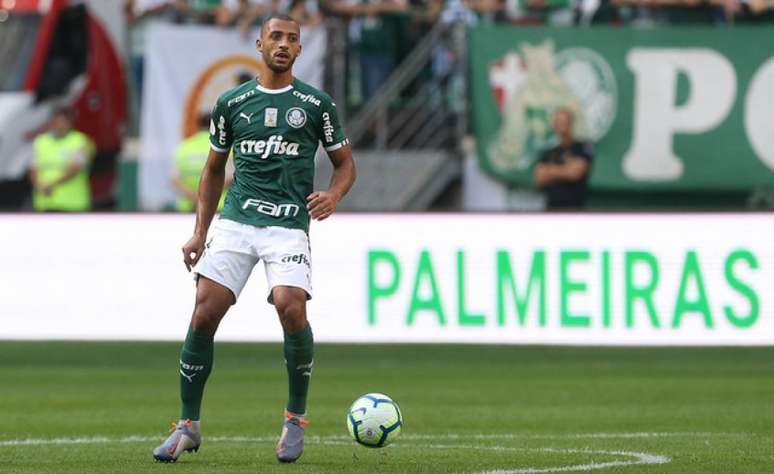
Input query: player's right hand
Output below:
<box><xmin>182</xmin><ymin>235</ymin><xmax>206</xmax><ymax>272</ymax></box>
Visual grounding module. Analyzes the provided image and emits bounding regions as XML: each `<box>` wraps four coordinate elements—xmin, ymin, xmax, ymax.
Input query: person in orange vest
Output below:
<box><xmin>29</xmin><ymin>107</ymin><xmax>95</xmax><ymax>212</ymax></box>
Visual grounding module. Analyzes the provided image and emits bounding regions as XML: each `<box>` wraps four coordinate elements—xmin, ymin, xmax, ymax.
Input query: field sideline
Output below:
<box><xmin>1</xmin><ymin>342</ymin><xmax>773</xmax><ymax>473</ymax></box>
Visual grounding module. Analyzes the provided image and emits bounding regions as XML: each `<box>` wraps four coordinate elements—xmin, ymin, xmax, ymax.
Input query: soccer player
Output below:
<box><xmin>152</xmin><ymin>14</ymin><xmax>356</xmax><ymax>463</ymax></box>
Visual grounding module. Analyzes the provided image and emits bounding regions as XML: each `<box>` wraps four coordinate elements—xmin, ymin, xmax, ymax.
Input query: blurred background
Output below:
<box><xmin>2</xmin><ymin>0</ymin><xmax>774</xmax><ymax>215</ymax></box>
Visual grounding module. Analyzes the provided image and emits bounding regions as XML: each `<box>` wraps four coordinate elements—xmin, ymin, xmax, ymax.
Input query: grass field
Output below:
<box><xmin>1</xmin><ymin>342</ymin><xmax>773</xmax><ymax>473</ymax></box>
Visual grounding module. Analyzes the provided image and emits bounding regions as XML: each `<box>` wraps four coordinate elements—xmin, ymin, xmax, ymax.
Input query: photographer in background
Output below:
<box><xmin>534</xmin><ymin>108</ymin><xmax>593</xmax><ymax>210</ymax></box>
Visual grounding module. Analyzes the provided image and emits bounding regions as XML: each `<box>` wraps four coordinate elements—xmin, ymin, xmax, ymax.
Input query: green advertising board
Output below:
<box><xmin>469</xmin><ymin>27</ymin><xmax>774</xmax><ymax>191</ymax></box>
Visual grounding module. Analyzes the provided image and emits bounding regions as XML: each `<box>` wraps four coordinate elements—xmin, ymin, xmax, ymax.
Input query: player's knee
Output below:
<box><xmin>275</xmin><ymin>297</ymin><xmax>306</xmax><ymax>332</ymax></box>
<box><xmin>191</xmin><ymin>293</ymin><xmax>228</xmax><ymax>335</ymax></box>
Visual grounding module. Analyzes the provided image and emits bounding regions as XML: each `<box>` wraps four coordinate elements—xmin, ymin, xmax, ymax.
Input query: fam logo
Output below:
<box><xmin>286</xmin><ymin>107</ymin><xmax>307</xmax><ymax>128</ymax></box>
<box><xmin>182</xmin><ymin>55</ymin><xmax>262</xmax><ymax>138</ymax></box>
<box><xmin>487</xmin><ymin>41</ymin><xmax>617</xmax><ymax>174</ymax></box>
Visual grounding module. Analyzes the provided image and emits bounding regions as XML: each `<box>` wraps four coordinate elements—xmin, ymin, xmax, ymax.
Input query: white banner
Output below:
<box><xmin>1</xmin><ymin>214</ymin><xmax>773</xmax><ymax>345</ymax></box>
<box><xmin>138</xmin><ymin>24</ymin><xmax>327</xmax><ymax>210</ymax></box>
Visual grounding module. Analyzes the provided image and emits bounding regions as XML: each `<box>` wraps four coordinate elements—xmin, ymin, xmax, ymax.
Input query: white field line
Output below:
<box><xmin>471</xmin><ymin>448</ymin><xmax>670</xmax><ymax>474</ymax></box>
<box><xmin>0</xmin><ymin>431</ymin><xmax>728</xmax><ymax>447</ymax></box>
<box><xmin>0</xmin><ymin>432</ymin><xmax>686</xmax><ymax>473</ymax></box>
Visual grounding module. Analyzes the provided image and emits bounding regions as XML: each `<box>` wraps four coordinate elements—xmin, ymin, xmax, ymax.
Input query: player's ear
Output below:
<box><xmin>256</xmin><ymin>38</ymin><xmax>262</xmax><ymax>53</ymax></box>
<box><xmin>298</xmin><ymin>44</ymin><xmax>302</xmax><ymax>56</ymax></box>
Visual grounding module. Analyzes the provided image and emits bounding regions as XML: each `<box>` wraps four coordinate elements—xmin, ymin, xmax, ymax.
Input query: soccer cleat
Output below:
<box><xmin>276</xmin><ymin>410</ymin><xmax>308</xmax><ymax>463</ymax></box>
<box><xmin>152</xmin><ymin>419</ymin><xmax>201</xmax><ymax>463</ymax></box>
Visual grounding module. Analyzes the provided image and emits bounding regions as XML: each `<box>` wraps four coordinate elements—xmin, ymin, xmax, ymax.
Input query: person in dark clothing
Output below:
<box><xmin>534</xmin><ymin>108</ymin><xmax>593</xmax><ymax>209</ymax></box>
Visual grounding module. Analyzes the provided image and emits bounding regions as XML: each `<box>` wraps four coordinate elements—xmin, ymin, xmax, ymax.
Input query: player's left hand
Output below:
<box><xmin>306</xmin><ymin>191</ymin><xmax>340</xmax><ymax>221</ymax></box>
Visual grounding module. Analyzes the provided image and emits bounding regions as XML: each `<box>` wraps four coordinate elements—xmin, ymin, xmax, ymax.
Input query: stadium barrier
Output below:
<box><xmin>2</xmin><ymin>213</ymin><xmax>772</xmax><ymax>345</ymax></box>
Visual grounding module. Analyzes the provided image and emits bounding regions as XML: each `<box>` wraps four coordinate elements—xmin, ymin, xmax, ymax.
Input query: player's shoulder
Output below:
<box><xmin>216</xmin><ymin>79</ymin><xmax>258</xmax><ymax>109</ymax></box>
<box><xmin>291</xmin><ymin>78</ymin><xmax>335</xmax><ymax>108</ymax></box>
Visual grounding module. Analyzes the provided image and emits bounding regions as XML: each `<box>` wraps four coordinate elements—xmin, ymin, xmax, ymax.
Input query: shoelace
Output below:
<box><xmin>168</xmin><ymin>419</ymin><xmax>192</xmax><ymax>433</ymax></box>
<box><xmin>284</xmin><ymin>410</ymin><xmax>309</xmax><ymax>427</ymax></box>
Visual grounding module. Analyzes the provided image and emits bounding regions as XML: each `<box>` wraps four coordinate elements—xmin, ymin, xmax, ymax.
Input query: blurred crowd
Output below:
<box><xmin>125</xmin><ymin>0</ymin><xmax>774</xmax><ymax>31</ymax></box>
<box><xmin>125</xmin><ymin>0</ymin><xmax>774</xmax><ymax>101</ymax></box>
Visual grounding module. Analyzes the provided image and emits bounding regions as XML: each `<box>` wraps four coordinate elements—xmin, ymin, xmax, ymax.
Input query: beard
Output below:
<box><xmin>264</xmin><ymin>52</ymin><xmax>296</xmax><ymax>73</ymax></box>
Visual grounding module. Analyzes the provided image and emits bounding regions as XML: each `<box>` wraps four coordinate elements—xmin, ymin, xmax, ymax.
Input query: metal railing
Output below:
<box><xmin>326</xmin><ymin>20</ymin><xmax>469</xmax><ymax>152</ymax></box>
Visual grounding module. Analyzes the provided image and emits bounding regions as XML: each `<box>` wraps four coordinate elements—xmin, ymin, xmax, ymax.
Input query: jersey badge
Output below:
<box><xmin>285</xmin><ymin>107</ymin><xmax>307</xmax><ymax>128</ymax></box>
<box><xmin>265</xmin><ymin>108</ymin><xmax>278</xmax><ymax>127</ymax></box>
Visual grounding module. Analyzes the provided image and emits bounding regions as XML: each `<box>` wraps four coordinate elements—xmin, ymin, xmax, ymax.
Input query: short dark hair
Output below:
<box><xmin>260</xmin><ymin>14</ymin><xmax>299</xmax><ymax>35</ymax></box>
<box><xmin>53</xmin><ymin>105</ymin><xmax>75</xmax><ymax>120</ymax></box>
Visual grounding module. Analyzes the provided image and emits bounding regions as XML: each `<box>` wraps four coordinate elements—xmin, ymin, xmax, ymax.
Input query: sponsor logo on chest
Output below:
<box><xmin>228</xmin><ymin>89</ymin><xmax>256</xmax><ymax>106</ymax></box>
<box><xmin>292</xmin><ymin>90</ymin><xmax>321</xmax><ymax>107</ymax></box>
<box><xmin>239</xmin><ymin>134</ymin><xmax>300</xmax><ymax>159</ymax></box>
<box><xmin>242</xmin><ymin>198</ymin><xmax>300</xmax><ymax>217</ymax></box>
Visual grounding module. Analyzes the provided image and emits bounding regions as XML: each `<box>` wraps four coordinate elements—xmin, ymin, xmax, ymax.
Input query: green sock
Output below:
<box><xmin>284</xmin><ymin>323</ymin><xmax>314</xmax><ymax>415</ymax></box>
<box><xmin>179</xmin><ymin>326</ymin><xmax>214</xmax><ymax>421</ymax></box>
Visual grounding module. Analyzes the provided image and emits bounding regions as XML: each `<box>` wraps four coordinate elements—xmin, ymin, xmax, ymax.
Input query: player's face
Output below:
<box><xmin>257</xmin><ymin>20</ymin><xmax>301</xmax><ymax>73</ymax></box>
<box><xmin>51</xmin><ymin>114</ymin><xmax>72</xmax><ymax>137</ymax></box>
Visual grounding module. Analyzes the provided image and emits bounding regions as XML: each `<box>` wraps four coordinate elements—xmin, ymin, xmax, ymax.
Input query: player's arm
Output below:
<box><xmin>307</xmin><ymin>145</ymin><xmax>356</xmax><ymax>221</ymax></box>
<box><xmin>182</xmin><ymin>148</ymin><xmax>227</xmax><ymax>271</ymax></box>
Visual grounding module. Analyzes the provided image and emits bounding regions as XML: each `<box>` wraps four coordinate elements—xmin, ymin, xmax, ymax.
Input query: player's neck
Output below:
<box><xmin>256</xmin><ymin>70</ymin><xmax>294</xmax><ymax>91</ymax></box>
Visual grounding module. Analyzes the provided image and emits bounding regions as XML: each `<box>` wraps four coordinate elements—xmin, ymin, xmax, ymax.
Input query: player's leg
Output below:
<box><xmin>153</xmin><ymin>277</ymin><xmax>233</xmax><ymax>463</ymax></box>
<box><xmin>180</xmin><ymin>276</ymin><xmax>234</xmax><ymax>420</ymax></box>
<box><xmin>154</xmin><ymin>218</ymin><xmax>258</xmax><ymax>463</ymax></box>
<box><xmin>272</xmin><ymin>286</ymin><xmax>313</xmax><ymax>463</ymax></box>
<box><xmin>260</xmin><ymin>227</ymin><xmax>314</xmax><ymax>463</ymax></box>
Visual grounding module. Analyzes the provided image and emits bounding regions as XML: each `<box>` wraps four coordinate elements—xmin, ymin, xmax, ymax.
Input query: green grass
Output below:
<box><xmin>1</xmin><ymin>342</ymin><xmax>773</xmax><ymax>473</ymax></box>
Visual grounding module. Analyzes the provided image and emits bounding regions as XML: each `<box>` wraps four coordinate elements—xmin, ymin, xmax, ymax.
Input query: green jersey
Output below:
<box><xmin>209</xmin><ymin>78</ymin><xmax>348</xmax><ymax>232</ymax></box>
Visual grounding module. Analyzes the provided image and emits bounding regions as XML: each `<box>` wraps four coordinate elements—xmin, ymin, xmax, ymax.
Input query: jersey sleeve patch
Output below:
<box><xmin>209</xmin><ymin>97</ymin><xmax>233</xmax><ymax>151</ymax></box>
<box><xmin>324</xmin><ymin>138</ymin><xmax>350</xmax><ymax>152</ymax></box>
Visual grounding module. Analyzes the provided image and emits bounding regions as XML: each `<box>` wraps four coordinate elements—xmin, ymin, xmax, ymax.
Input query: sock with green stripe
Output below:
<box><xmin>284</xmin><ymin>323</ymin><xmax>314</xmax><ymax>416</ymax></box>
<box><xmin>179</xmin><ymin>326</ymin><xmax>214</xmax><ymax>421</ymax></box>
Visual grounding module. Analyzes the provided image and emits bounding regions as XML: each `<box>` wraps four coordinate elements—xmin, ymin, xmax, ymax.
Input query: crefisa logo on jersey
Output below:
<box><xmin>239</xmin><ymin>134</ymin><xmax>300</xmax><ymax>159</ymax></box>
<box><xmin>292</xmin><ymin>90</ymin><xmax>321</xmax><ymax>107</ymax></box>
<box><xmin>217</xmin><ymin>115</ymin><xmax>228</xmax><ymax>146</ymax></box>
<box><xmin>322</xmin><ymin>112</ymin><xmax>334</xmax><ymax>143</ymax></box>
<box><xmin>487</xmin><ymin>40</ymin><xmax>617</xmax><ymax>174</ymax></box>
<box><xmin>286</xmin><ymin>107</ymin><xmax>307</xmax><ymax>128</ymax></box>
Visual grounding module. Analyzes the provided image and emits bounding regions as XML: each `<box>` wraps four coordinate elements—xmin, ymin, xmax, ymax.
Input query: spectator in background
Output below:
<box><xmin>171</xmin><ymin>114</ymin><xmax>231</xmax><ymax>212</ymax></box>
<box><xmin>176</xmin><ymin>0</ymin><xmax>222</xmax><ymax>23</ymax></box>
<box><xmin>29</xmin><ymin>107</ymin><xmax>95</xmax><ymax>212</ymax></box>
<box><xmin>733</xmin><ymin>0</ymin><xmax>774</xmax><ymax>23</ymax></box>
<box><xmin>124</xmin><ymin>0</ymin><xmax>176</xmax><ymax>99</ymax></box>
<box><xmin>216</xmin><ymin>0</ymin><xmax>262</xmax><ymax>27</ymax></box>
<box><xmin>533</xmin><ymin>108</ymin><xmax>593</xmax><ymax>210</ymax></box>
<box><xmin>326</xmin><ymin>0</ymin><xmax>410</xmax><ymax>101</ymax></box>
<box><xmin>226</xmin><ymin>0</ymin><xmax>322</xmax><ymax>36</ymax></box>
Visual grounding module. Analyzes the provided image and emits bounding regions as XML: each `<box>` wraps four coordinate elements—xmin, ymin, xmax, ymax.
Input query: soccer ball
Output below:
<box><xmin>346</xmin><ymin>393</ymin><xmax>403</xmax><ymax>448</ymax></box>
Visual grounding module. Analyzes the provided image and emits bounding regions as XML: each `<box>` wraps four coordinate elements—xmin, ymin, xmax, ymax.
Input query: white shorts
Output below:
<box><xmin>192</xmin><ymin>218</ymin><xmax>312</xmax><ymax>304</ymax></box>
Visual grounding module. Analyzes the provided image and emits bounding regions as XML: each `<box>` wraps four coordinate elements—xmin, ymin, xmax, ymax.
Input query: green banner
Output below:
<box><xmin>470</xmin><ymin>27</ymin><xmax>774</xmax><ymax>190</ymax></box>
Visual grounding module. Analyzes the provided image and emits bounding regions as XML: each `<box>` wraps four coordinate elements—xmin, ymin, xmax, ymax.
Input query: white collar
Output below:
<box><xmin>255</xmin><ymin>79</ymin><xmax>294</xmax><ymax>94</ymax></box>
